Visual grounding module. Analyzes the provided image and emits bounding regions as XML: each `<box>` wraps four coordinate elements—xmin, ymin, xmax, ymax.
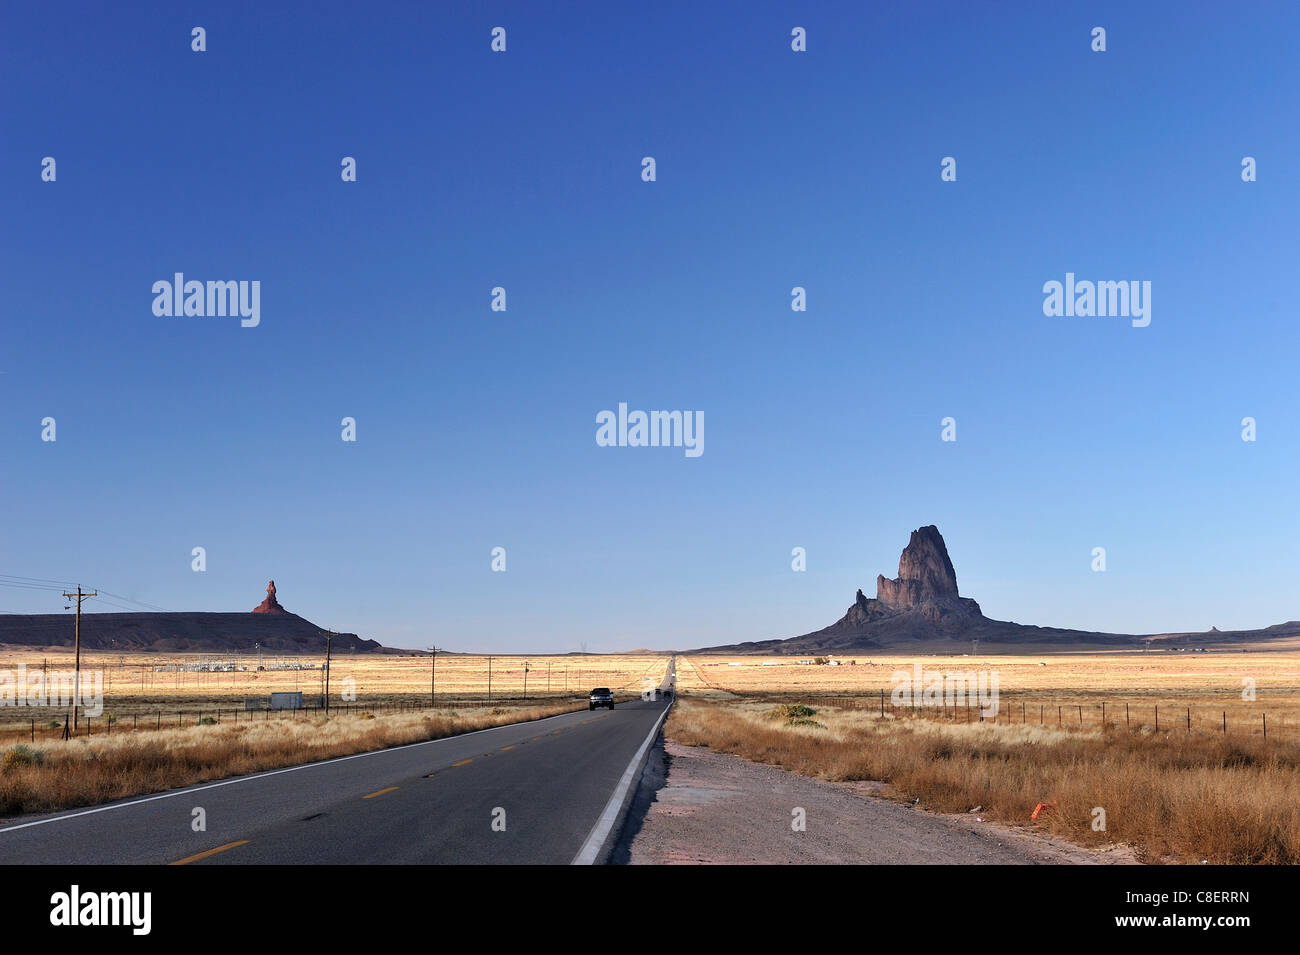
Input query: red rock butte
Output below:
<box><xmin>252</xmin><ymin>580</ymin><xmax>287</xmax><ymax>614</ymax></box>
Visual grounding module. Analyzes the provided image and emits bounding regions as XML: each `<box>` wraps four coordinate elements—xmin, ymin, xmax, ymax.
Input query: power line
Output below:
<box><xmin>0</xmin><ymin>580</ymin><xmax>72</xmax><ymax>593</ymax></box>
<box><xmin>94</xmin><ymin>589</ymin><xmax>170</xmax><ymax>612</ymax></box>
<box><xmin>0</xmin><ymin>573</ymin><xmax>80</xmax><ymax>587</ymax></box>
<box><xmin>0</xmin><ymin>575</ymin><xmax>170</xmax><ymax>612</ymax></box>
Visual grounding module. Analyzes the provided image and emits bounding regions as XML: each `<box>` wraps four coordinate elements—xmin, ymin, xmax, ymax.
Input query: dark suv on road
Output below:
<box><xmin>589</xmin><ymin>687</ymin><xmax>615</xmax><ymax>710</ymax></box>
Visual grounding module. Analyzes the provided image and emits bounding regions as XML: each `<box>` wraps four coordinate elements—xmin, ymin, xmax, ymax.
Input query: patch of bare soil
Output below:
<box><xmin>627</xmin><ymin>740</ymin><xmax>1139</xmax><ymax>865</ymax></box>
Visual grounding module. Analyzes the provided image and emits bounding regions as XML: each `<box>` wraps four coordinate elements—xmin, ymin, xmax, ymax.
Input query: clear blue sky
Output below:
<box><xmin>2</xmin><ymin>2</ymin><xmax>1296</xmax><ymax>651</ymax></box>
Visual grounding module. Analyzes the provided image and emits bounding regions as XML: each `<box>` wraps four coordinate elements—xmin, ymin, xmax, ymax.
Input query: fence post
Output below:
<box><xmin>31</xmin><ymin>719</ymin><xmax>34</xmax><ymax>743</ymax></box>
<box><xmin>1039</xmin><ymin>704</ymin><xmax>1043</xmax><ymax>724</ymax></box>
<box><xmin>1077</xmin><ymin>705</ymin><xmax>1082</xmax><ymax>724</ymax></box>
<box><xmin>1222</xmin><ymin>711</ymin><xmax>1226</xmax><ymax>734</ymax></box>
<box><xmin>1058</xmin><ymin>705</ymin><xmax>1061</xmax><ymax>726</ymax></box>
<box><xmin>1262</xmin><ymin>713</ymin><xmax>1266</xmax><ymax>739</ymax></box>
<box><xmin>1187</xmin><ymin>707</ymin><xmax>1191</xmax><ymax>733</ymax></box>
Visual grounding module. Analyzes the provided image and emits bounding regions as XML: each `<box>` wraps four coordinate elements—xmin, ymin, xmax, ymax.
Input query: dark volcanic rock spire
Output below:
<box><xmin>876</xmin><ymin>525</ymin><xmax>961</xmax><ymax>609</ymax></box>
<box><xmin>690</xmin><ymin>523</ymin><xmax>1300</xmax><ymax>653</ymax></box>
<box><xmin>829</xmin><ymin>525</ymin><xmax>981</xmax><ymax>634</ymax></box>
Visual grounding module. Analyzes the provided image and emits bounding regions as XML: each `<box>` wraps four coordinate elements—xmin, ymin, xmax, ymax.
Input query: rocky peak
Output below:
<box><xmin>833</xmin><ymin>525</ymin><xmax>980</xmax><ymax>632</ymax></box>
<box><xmin>252</xmin><ymin>580</ymin><xmax>287</xmax><ymax>614</ymax></box>
<box><xmin>875</xmin><ymin>525</ymin><xmax>960</xmax><ymax>609</ymax></box>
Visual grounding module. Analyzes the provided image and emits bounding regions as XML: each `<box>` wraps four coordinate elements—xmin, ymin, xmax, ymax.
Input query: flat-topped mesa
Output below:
<box><xmin>876</xmin><ymin>525</ymin><xmax>960</xmax><ymax>609</ymax></box>
<box><xmin>252</xmin><ymin>580</ymin><xmax>287</xmax><ymax>614</ymax></box>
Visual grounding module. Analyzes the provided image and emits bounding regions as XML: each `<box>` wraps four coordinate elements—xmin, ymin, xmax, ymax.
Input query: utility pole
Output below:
<box><xmin>427</xmin><ymin>646</ymin><xmax>439</xmax><ymax>706</ymax></box>
<box><xmin>62</xmin><ymin>587</ymin><xmax>97</xmax><ymax>733</ymax></box>
<box><xmin>322</xmin><ymin>630</ymin><xmax>334</xmax><ymax>715</ymax></box>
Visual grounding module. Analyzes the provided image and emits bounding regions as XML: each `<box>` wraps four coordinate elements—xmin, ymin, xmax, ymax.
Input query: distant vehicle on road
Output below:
<box><xmin>589</xmin><ymin>687</ymin><xmax>615</xmax><ymax>710</ymax></box>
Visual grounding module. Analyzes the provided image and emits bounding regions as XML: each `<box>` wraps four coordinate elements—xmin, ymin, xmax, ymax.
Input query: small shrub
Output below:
<box><xmin>3</xmin><ymin>745</ymin><xmax>46</xmax><ymax>769</ymax></box>
<box><xmin>765</xmin><ymin>703</ymin><xmax>817</xmax><ymax>721</ymax></box>
<box><xmin>197</xmin><ymin>716</ymin><xmax>217</xmax><ymax>725</ymax></box>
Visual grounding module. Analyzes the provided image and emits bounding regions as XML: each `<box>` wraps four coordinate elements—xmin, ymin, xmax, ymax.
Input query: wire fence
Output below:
<box><xmin>0</xmin><ymin>658</ymin><xmax>668</xmax><ymax>746</ymax></box>
<box><xmin>0</xmin><ymin>680</ymin><xmax>670</xmax><ymax>745</ymax></box>
<box><xmin>0</xmin><ymin>696</ymin><xmax>588</xmax><ymax>745</ymax></box>
<box><xmin>821</xmin><ymin>690</ymin><xmax>1296</xmax><ymax>741</ymax></box>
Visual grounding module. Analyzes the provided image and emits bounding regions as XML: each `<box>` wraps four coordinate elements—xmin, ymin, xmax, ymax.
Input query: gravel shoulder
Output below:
<box><xmin>625</xmin><ymin>739</ymin><xmax>1139</xmax><ymax>865</ymax></box>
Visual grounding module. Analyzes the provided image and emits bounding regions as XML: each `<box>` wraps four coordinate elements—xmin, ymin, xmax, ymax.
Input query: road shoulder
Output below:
<box><xmin>625</xmin><ymin>739</ymin><xmax>1139</xmax><ymax>865</ymax></box>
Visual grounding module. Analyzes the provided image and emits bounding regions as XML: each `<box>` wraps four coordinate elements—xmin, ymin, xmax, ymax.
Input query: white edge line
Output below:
<box><xmin>571</xmin><ymin>702</ymin><xmax>671</xmax><ymax>865</ymax></box>
<box><xmin>0</xmin><ymin>706</ymin><xmax>584</xmax><ymax>837</ymax></box>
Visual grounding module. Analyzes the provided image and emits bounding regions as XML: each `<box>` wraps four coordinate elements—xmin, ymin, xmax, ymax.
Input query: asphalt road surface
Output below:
<box><xmin>0</xmin><ymin>696</ymin><xmax>671</xmax><ymax>865</ymax></box>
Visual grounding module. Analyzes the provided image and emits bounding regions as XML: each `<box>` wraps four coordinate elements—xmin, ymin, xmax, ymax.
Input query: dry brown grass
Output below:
<box><xmin>0</xmin><ymin>701</ymin><xmax>576</xmax><ymax>818</ymax></box>
<box><xmin>0</xmin><ymin>650</ymin><xmax>668</xmax><ymax>743</ymax></box>
<box><xmin>668</xmin><ymin>698</ymin><xmax>1300</xmax><ymax>864</ymax></box>
<box><xmin>678</xmin><ymin>652</ymin><xmax>1300</xmax><ymax>738</ymax></box>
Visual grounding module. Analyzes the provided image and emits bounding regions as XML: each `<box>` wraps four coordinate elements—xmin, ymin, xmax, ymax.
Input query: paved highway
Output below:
<box><xmin>0</xmin><ymin>685</ymin><xmax>673</xmax><ymax>865</ymax></box>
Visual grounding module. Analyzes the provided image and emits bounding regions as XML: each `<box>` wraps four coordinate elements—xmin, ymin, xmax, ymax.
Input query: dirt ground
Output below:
<box><xmin>625</xmin><ymin>739</ymin><xmax>1139</xmax><ymax>865</ymax></box>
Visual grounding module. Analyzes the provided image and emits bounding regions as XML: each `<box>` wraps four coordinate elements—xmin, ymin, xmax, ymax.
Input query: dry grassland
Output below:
<box><xmin>669</xmin><ymin>651</ymin><xmax>1300</xmax><ymax>864</ymax></box>
<box><xmin>0</xmin><ymin>650</ymin><xmax>667</xmax><ymax>741</ymax></box>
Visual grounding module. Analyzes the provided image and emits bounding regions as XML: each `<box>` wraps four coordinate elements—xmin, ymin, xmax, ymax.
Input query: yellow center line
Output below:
<box><xmin>168</xmin><ymin>840</ymin><xmax>250</xmax><ymax>866</ymax></box>
<box><xmin>500</xmin><ymin>745</ymin><xmax>514</xmax><ymax>751</ymax></box>
<box><xmin>363</xmin><ymin>786</ymin><xmax>399</xmax><ymax>799</ymax></box>
<box><xmin>424</xmin><ymin>773</ymin><xmax>436</xmax><ymax>778</ymax></box>
<box><xmin>452</xmin><ymin>758</ymin><xmax>473</xmax><ymax>767</ymax></box>
<box><xmin>532</xmin><ymin>736</ymin><xmax>543</xmax><ymax>741</ymax></box>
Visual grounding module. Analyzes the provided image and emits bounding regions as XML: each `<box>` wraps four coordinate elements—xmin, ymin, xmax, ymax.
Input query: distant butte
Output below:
<box><xmin>252</xmin><ymin>580</ymin><xmax>287</xmax><ymax>614</ymax></box>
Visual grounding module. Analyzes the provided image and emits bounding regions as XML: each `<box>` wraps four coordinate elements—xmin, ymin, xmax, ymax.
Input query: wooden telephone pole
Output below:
<box><xmin>427</xmin><ymin>646</ymin><xmax>439</xmax><ymax>706</ymax></box>
<box><xmin>62</xmin><ymin>587</ymin><xmax>97</xmax><ymax>732</ymax></box>
<box><xmin>322</xmin><ymin>630</ymin><xmax>334</xmax><ymax>715</ymax></box>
